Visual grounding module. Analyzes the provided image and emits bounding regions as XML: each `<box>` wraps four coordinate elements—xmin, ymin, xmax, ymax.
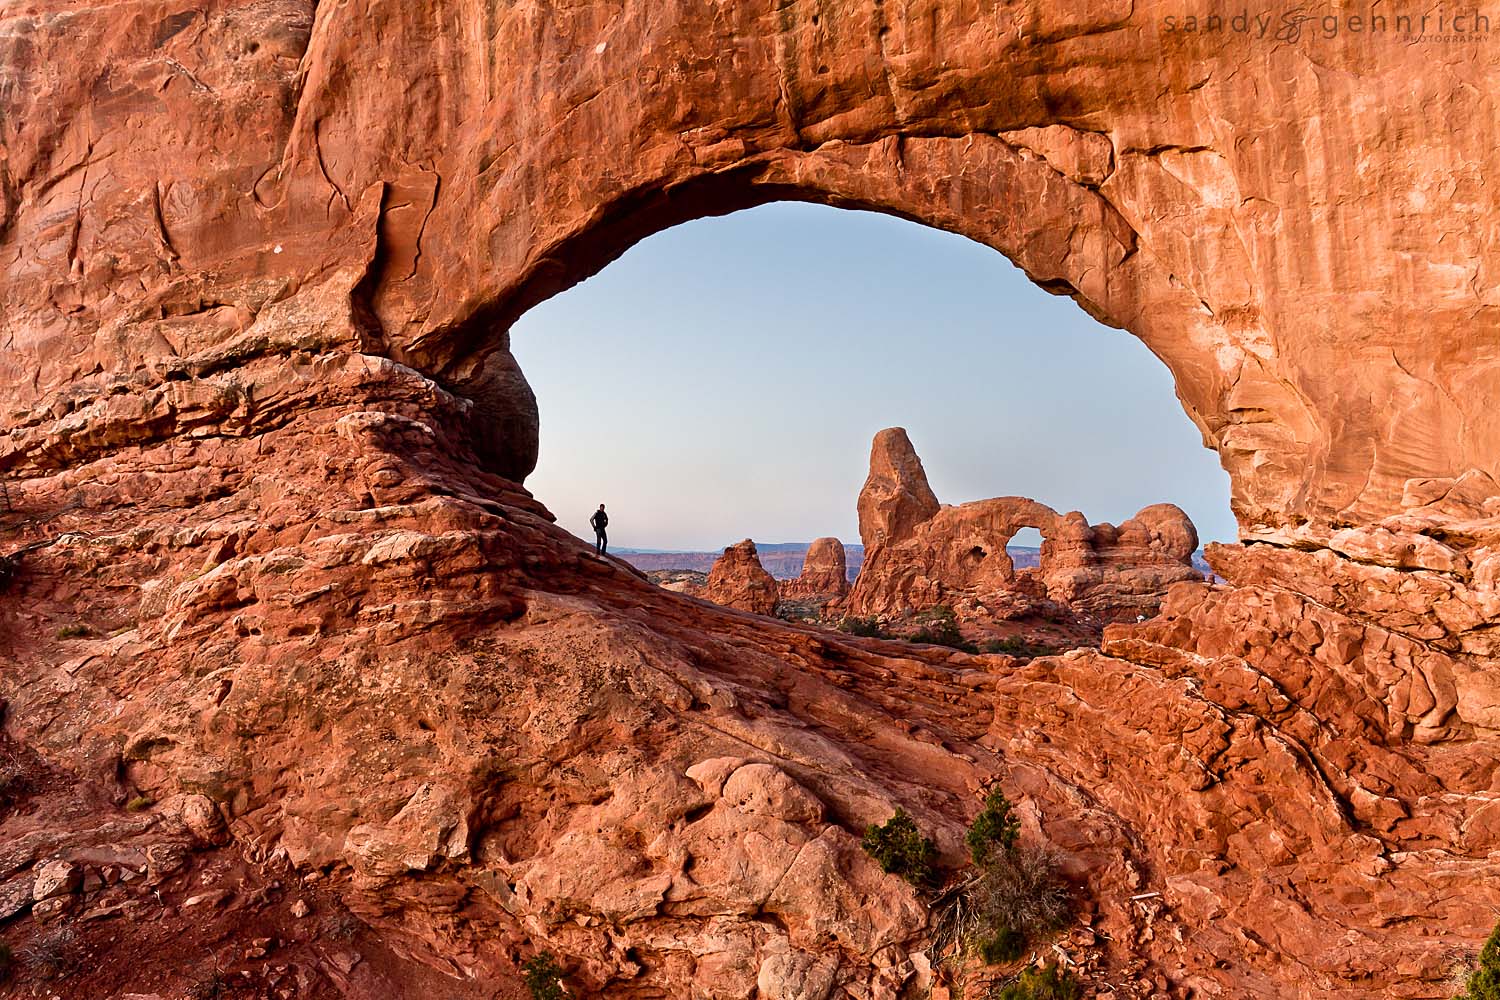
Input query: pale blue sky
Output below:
<box><xmin>511</xmin><ymin>202</ymin><xmax>1235</xmax><ymax>551</ymax></box>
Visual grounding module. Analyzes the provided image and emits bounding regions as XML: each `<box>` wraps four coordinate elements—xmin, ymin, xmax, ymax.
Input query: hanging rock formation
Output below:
<box><xmin>849</xmin><ymin>430</ymin><xmax>1204</xmax><ymax>621</ymax></box>
<box><xmin>780</xmin><ymin>536</ymin><xmax>851</xmax><ymax>603</ymax></box>
<box><xmin>702</xmin><ymin>539</ymin><xmax>781</xmax><ymax>616</ymax></box>
<box><xmin>3</xmin><ymin>0</ymin><xmax>1500</xmax><ymax>997</ymax></box>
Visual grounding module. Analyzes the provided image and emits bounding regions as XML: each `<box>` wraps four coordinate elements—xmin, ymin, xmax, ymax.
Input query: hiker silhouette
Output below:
<box><xmin>590</xmin><ymin>504</ymin><xmax>609</xmax><ymax>556</ymax></box>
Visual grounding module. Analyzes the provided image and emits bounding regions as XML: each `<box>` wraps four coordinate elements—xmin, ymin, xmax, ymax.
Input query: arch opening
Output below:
<box><xmin>429</xmin><ymin>139</ymin><xmax>1255</xmax><ymax>532</ymax></box>
<box><xmin>503</xmin><ymin>202</ymin><xmax>1234</xmax><ymax>599</ymax></box>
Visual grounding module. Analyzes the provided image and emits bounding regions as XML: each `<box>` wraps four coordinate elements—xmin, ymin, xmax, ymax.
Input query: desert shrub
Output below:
<box><xmin>909</xmin><ymin>626</ymin><xmax>977</xmax><ymax>652</ymax></box>
<box><xmin>19</xmin><ymin>926</ymin><xmax>79</xmax><ymax>980</ymax></box>
<box><xmin>981</xmin><ymin>637</ymin><xmax>1057</xmax><ymax>658</ymax></box>
<box><xmin>972</xmin><ymin>844</ymin><xmax>1070</xmax><ymax>947</ymax></box>
<box><xmin>1453</xmin><ymin>953</ymin><xmax>1483</xmax><ymax>999</ymax></box>
<box><xmin>992</xmin><ymin>962</ymin><xmax>1082</xmax><ymax>1000</ymax></box>
<box><xmin>321</xmin><ymin>909</ymin><xmax>363</xmax><ymax>942</ymax></box>
<box><xmin>837</xmin><ymin>616</ymin><xmax>889</xmax><ymax>639</ymax></box>
<box><xmin>522</xmin><ymin>951</ymin><xmax>570</xmax><ymax>1000</ymax></box>
<box><xmin>54</xmin><ymin>624</ymin><xmax>92</xmax><ymax>640</ymax></box>
<box><xmin>908</xmin><ymin>606</ymin><xmax>978</xmax><ymax>652</ymax></box>
<box><xmin>978</xmin><ymin>926</ymin><xmax>1026</xmax><ymax>965</ymax></box>
<box><xmin>861</xmin><ymin>808</ymin><xmax>937</xmax><ymax>888</ymax></box>
<box><xmin>467</xmin><ymin>753</ymin><xmax>513</xmax><ymax>794</ymax></box>
<box><xmin>1457</xmin><ymin>918</ymin><xmax>1500</xmax><ymax>999</ymax></box>
<box><xmin>186</xmin><ymin>970</ymin><xmax>232</xmax><ymax>1000</ymax></box>
<box><xmin>125</xmin><ymin>794</ymin><xmax>154</xmax><ymax>812</ymax></box>
<box><xmin>932</xmin><ymin>792</ymin><xmax>1071</xmax><ymax>972</ymax></box>
<box><xmin>966</xmin><ymin>787</ymin><xmax>1021</xmax><ymax>866</ymax></box>
<box><xmin>0</xmin><ymin>754</ymin><xmax>26</xmax><ymax>807</ymax></box>
<box><xmin>775</xmin><ymin>597</ymin><xmax>826</xmax><ymax>625</ymax></box>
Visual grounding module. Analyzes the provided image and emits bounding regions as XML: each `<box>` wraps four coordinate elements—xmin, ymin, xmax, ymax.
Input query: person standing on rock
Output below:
<box><xmin>590</xmin><ymin>503</ymin><xmax>609</xmax><ymax>556</ymax></box>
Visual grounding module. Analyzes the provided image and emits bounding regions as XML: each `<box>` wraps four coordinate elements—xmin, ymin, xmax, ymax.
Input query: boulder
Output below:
<box><xmin>721</xmin><ymin>764</ymin><xmax>824</xmax><ymax>824</ymax></box>
<box><xmin>344</xmin><ymin>784</ymin><xmax>471</xmax><ymax>878</ymax></box>
<box><xmin>757</xmin><ymin>945</ymin><xmax>839</xmax><ymax>1000</ymax></box>
<box><xmin>31</xmin><ymin>859</ymin><xmax>81</xmax><ymax>901</ymax></box>
<box><xmin>160</xmin><ymin>793</ymin><xmax>228</xmax><ymax>846</ymax></box>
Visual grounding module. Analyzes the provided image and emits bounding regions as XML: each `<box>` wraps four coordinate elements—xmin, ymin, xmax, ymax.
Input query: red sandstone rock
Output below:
<box><xmin>3</xmin><ymin>420</ymin><xmax>1499</xmax><ymax>998</ymax></box>
<box><xmin>850</xmin><ymin>430</ymin><xmax>1203</xmax><ymax>621</ymax></box>
<box><xmin>856</xmin><ymin>429</ymin><xmax>942</xmax><ymax>549</ymax></box>
<box><xmin>703</xmin><ymin>539</ymin><xmax>780</xmax><ymax>616</ymax></box>
<box><xmin>1043</xmin><ymin>502</ymin><xmax>1203</xmax><ymax>618</ymax></box>
<box><xmin>780</xmin><ymin>536</ymin><xmax>849</xmax><ymax>602</ymax></box>
<box><xmin>2</xmin><ymin>4</ymin><xmax>1500</xmax><ymax>998</ymax></box>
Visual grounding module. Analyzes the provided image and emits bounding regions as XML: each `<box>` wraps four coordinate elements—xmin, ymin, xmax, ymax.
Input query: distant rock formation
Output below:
<box><xmin>849</xmin><ymin>429</ymin><xmax>1203</xmax><ymax>621</ymax></box>
<box><xmin>623</xmin><ymin>543</ymin><xmax>866</xmax><ymax>581</ymax></box>
<box><xmin>857</xmin><ymin>429</ymin><xmax>941</xmax><ymax>549</ymax></box>
<box><xmin>780</xmin><ymin>537</ymin><xmax>850</xmax><ymax>602</ymax></box>
<box><xmin>703</xmin><ymin>539</ymin><xmax>780</xmax><ymax>615</ymax></box>
<box><xmin>1042</xmin><ymin>503</ymin><xmax>1203</xmax><ymax>617</ymax></box>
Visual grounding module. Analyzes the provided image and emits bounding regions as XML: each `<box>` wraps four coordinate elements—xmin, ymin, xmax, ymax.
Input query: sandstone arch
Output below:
<box><xmin>848</xmin><ymin>427</ymin><xmax>1203</xmax><ymax>619</ymax></box>
<box><xmin>7</xmin><ymin>1</ymin><xmax>1499</xmax><ymax>536</ymax></box>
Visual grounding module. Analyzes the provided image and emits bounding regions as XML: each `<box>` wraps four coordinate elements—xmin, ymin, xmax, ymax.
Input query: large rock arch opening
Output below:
<box><xmin>430</xmin><ymin>151</ymin><xmax>1251</xmax><ymax>530</ymax></box>
<box><xmin>434</xmin><ymin>158</ymin><xmax>1169</xmax><ymax>481</ymax></box>
<box><xmin>502</xmin><ymin>197</ymin><xmax>1236</xmax><ymax>558</ymax></box>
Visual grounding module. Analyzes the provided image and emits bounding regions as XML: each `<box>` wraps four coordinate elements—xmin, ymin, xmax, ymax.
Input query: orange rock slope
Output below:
<box><xmin>2</xmin><ymin>1</ymin><xmax>1500</xmax><ymax>997</ymax></box>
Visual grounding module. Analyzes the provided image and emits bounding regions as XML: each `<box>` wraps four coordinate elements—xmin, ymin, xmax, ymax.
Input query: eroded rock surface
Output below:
<box><xmin>4</xmin><ymin>431</ymin><xmax>1498</xmax><ymax>998</ymax></box>
<box><xmin>2</xmin><ymin>1</ymin><xmax>1500</xmax><ymax>998</ymax></box>
<box><xmin>850</xmin><ymin>430</ymin><xmax>1204</xmax><ymax>621</ymax></box>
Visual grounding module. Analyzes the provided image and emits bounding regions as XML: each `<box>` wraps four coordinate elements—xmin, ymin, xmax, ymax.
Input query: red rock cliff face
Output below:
<box><xmin>2</xmin><ymin>2</ymin><xmax>1500</xmax><ymax>998</ymax></box>
<box><xmin>6</xmin><ymin>0</ymin><xmax>1498</xmax><ymax>527</ymax></box>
